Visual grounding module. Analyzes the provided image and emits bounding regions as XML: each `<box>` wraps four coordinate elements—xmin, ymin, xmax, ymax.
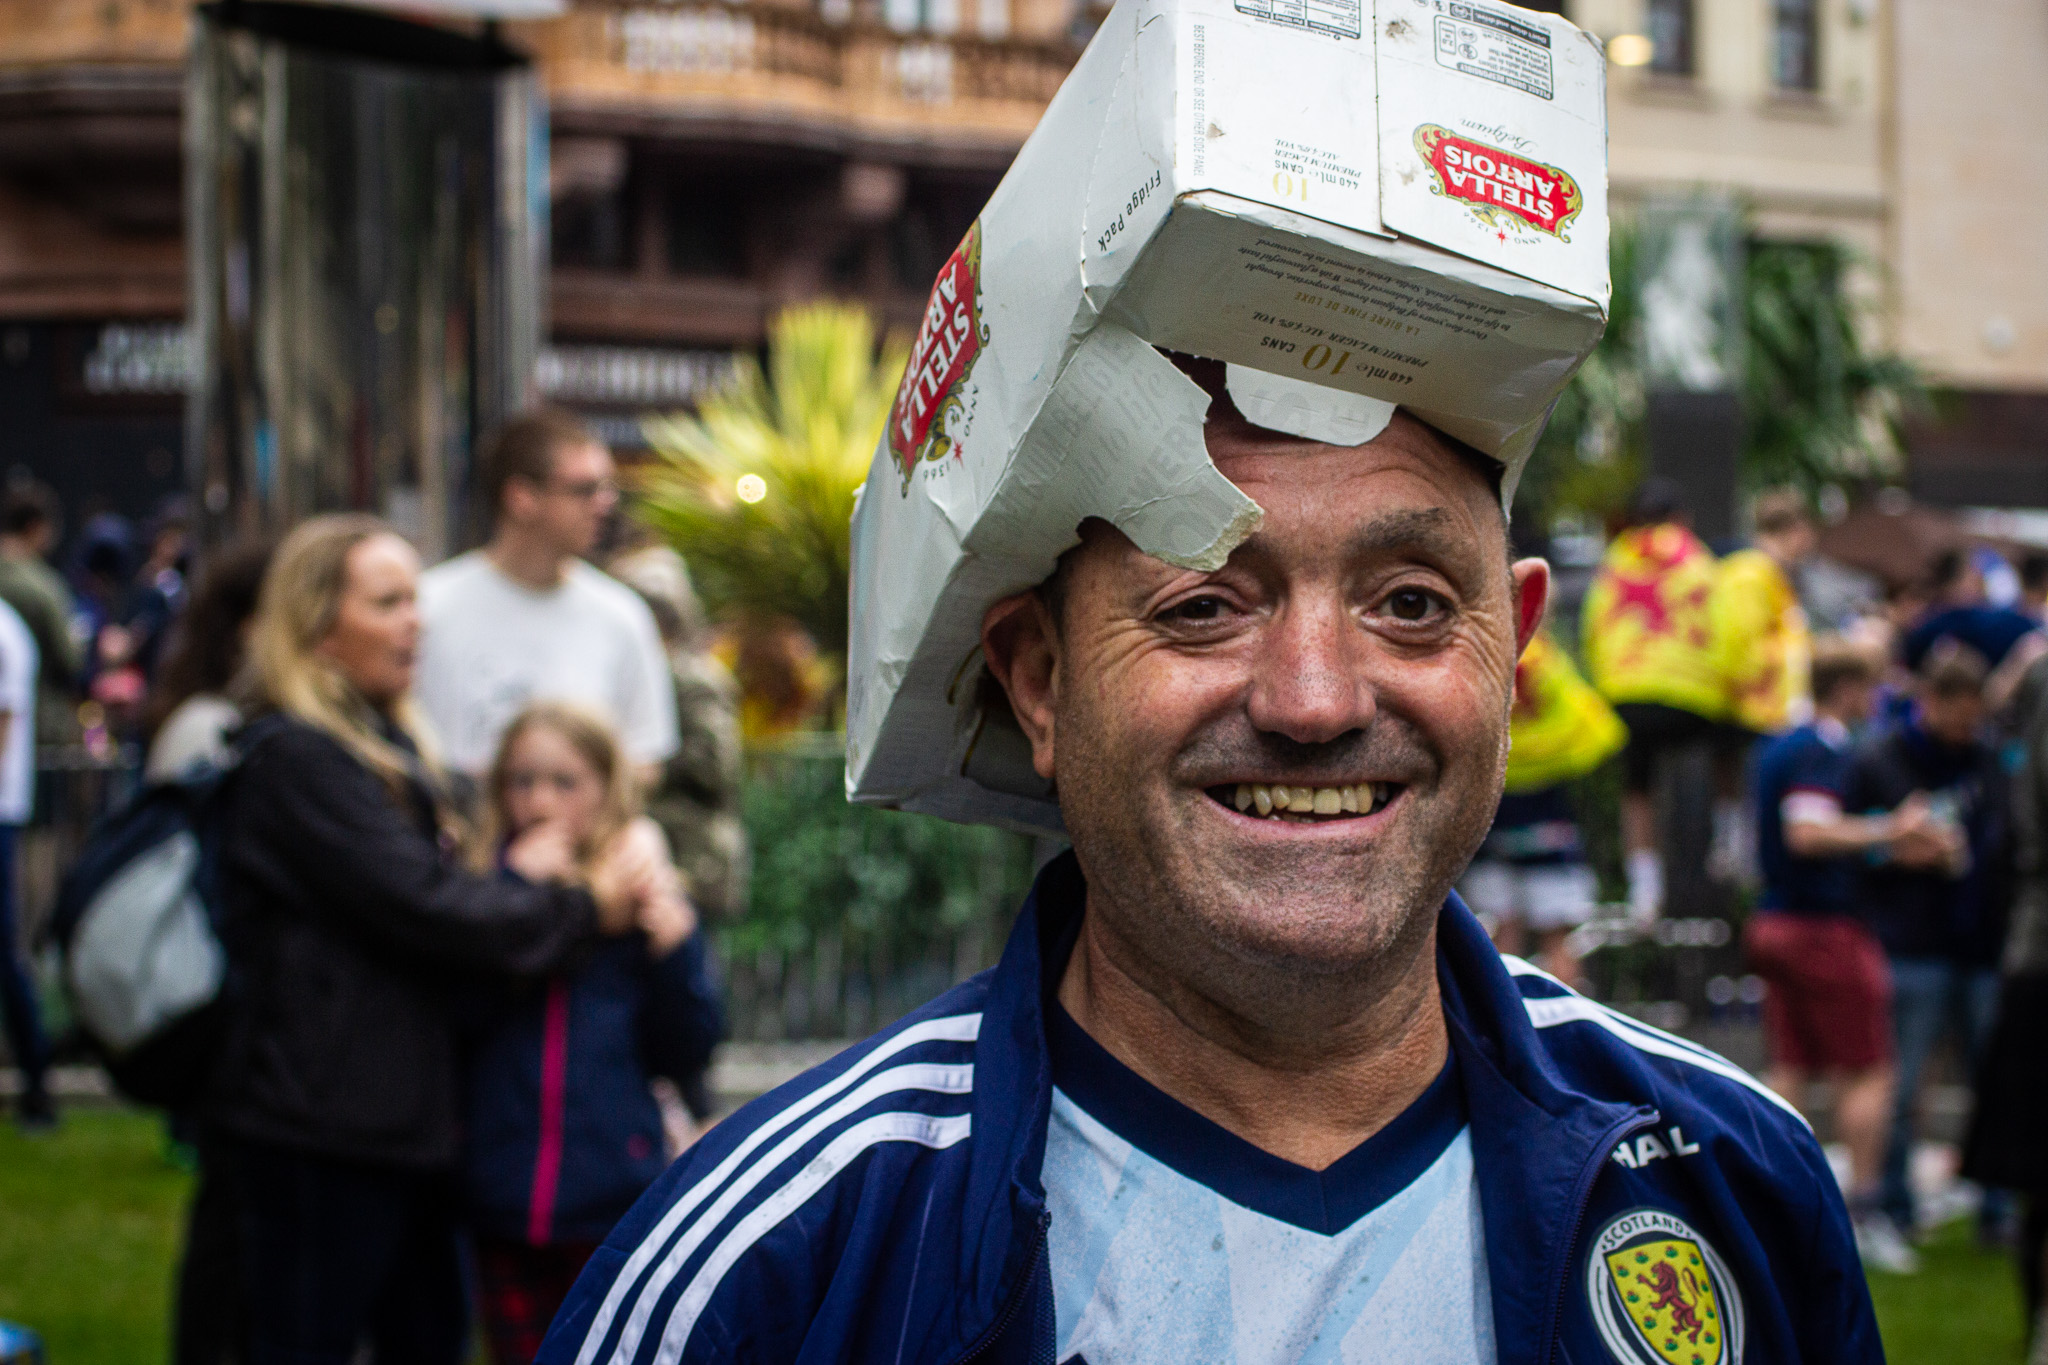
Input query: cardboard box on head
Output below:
<box><xmin>847</xmin><ymin>0</ymin><xmax>1610</xmax><ymax>835</ymax></box>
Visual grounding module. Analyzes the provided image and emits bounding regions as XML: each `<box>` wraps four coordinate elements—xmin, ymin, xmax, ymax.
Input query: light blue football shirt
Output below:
<box><xmin>1040</xmin><ymin>1004</ymin><xmax>1496</xmax><ymax>1365</ymax></box>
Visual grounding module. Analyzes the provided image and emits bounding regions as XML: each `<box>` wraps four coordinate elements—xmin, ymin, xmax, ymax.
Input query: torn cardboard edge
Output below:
<box><xmin>846</xmin><ymin>0</ymin><xmax>1610</xmax><ymax>836</ymax></box>
<box><xmin>858</xmin><ymin>324</ymin><xmax>1533</xmax><ymax>837</ymax></box>
<box><xmin>1225</xmin><ymin>364</ymin><xmax>1398</xmax><ymax>449</ymax></box>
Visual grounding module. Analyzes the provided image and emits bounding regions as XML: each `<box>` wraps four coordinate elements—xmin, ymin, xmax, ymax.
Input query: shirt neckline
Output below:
<box><xmin>477</xmin><ymin>551</ymin><xmax>582</xmax><ymax>601</ymax></box>
<box><xmin>1046</xmin><ymin>999</ymin><xmax>1466</xmax><ymax>1236</ymax></box>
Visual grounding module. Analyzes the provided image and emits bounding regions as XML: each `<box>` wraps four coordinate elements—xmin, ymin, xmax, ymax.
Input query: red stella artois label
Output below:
<box><xmin>889</xmin><ymin>220</ymin><xmax>989</xmax><ymax>492</ymax></box>
<box><xmin>1414</xmin><ymin>125</ymin><xmax>1584</xmax><ymax>242</ymax></box>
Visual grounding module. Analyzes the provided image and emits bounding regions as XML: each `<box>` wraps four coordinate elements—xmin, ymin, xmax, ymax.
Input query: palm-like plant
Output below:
<box><xmin>636</xmin><ymin>303</ymin><xmax>910</xmax><ymax>660</ymax></box>
<box><xmin>1519</xmin><ymin>227</ymin><xmax>1923</xmax><ymax>528</ymax></box>
<box><xmin>1743</xmin><ymin>241</ymin><xmax>1922</xmax><ymax>493</ymax></box>
<box><xmin>1519</xmin><ymin>221</ymin><xmax>1647</xmax><ymax>527</ymax></box>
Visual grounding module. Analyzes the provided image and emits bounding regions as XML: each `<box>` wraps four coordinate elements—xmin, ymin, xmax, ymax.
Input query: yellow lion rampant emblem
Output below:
<box><xmin>1588</xmin><ymin>1210</ymin><xmax>1744</xmax><ymax>1365</ymax></box>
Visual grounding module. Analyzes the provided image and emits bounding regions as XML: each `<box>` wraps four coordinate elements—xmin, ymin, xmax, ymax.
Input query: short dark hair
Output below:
<box><xmin>1808</xmin><ymin>636</ymin><xmax>1874</xmax><ymax>706</ymax></box>
<box><xmin>478</xmin><ymin>408</ymin><xmax>599</xmax><ymax>519</ymax></box>
<box><xmin>1625</xmin><ymin>477</ymin><xmax>1688</xmax><ymax>529</ymax></box>
<box><xmin>1924</xmin><ymin>548</ymin><xmax>1969</xmax><ymax>596</ymax></box>
<box><xmin>1751</xmin><ymin>487</ymin><xmax>1809</xmax><ymax>536</ymax></box>
<box><xmin>1</xmin><ymin>482</ymin><xmax>57</xmax><ymax>538</ymax></box>
<box><xmin>1919</xmin><ymin>639</ymin><xmax>1989</xmax><ymax>699</ymax></box>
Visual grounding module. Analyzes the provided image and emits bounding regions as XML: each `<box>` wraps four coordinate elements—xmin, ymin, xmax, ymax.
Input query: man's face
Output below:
<box><xmin>988</xmin><ymin>412</ymin><xmax>1545</xmax><ymax>986</ymax></box>
<box><xmin>1833</xmin><ymin>678</ymin><xmax>1877</xmax><ymax>727</ymax></box>
<box><xmin>508</xmin><ymin>440</ymin><xmax>617</xmax><ymax>559</ymax></box>
<box><xmin>1761</xmin><ymin>520</ymin><xmax>1816</xmax><ymax>568</ymax></box>
<box><xmin>1920</xmin><ymin>688</ymin><xmax>1984</xmax><ymax>746</ymax></box>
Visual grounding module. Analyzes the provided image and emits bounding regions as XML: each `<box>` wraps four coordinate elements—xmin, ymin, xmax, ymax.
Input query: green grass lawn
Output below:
<box><xmin>1871</xmin><ymin>1218</ymin><xmax>2029</xmax><ymax>1362</ymax></box>
<box><xmin>0</xmin><ymin>1107</ymin><xmax>2029</xmax><ymax>1363</ymax></box>
<box><xmin>0</xmin><ymin>1108</ymin><xmax>191</xmax><ymax>1365</ymax></box>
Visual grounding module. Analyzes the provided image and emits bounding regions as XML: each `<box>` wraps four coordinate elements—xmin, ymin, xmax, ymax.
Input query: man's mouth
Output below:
<box><xmin>1205</xmin><ymin>782</ymin><xmax>1401</xmax><ymax>822</ymax></box>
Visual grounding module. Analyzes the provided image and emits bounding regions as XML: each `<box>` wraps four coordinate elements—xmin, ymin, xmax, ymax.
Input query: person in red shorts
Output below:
<box><xmin>1747</xmin><ymin>637</ymin><xmax>1957</xmax><ymax>1274</ymax></box>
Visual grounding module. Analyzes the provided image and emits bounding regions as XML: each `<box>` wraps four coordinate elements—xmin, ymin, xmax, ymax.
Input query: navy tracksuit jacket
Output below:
<box><xmin>541</xmin><ymin>852</ymin><xmax>1881</xmax><ymax>1364</ymax></box>
<box><xmin>463</xmin><ymin>934</ymin><xmax>724</xmax><ymax>1246</ymax></box>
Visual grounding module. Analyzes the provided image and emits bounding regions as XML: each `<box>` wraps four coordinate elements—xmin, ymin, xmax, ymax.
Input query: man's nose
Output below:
<box><xmin>1243</xmin><ymin>596</ymin><xmax>1376</xmax><ymax>746</ymax></box>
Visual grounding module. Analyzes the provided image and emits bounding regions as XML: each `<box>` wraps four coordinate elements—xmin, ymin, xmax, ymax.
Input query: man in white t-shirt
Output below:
<box><xmin>0</xmin><ymin>594</ymin><xmax>48</xmax><ymax>1127</ymax></box>
<box><xmin>416</xmin><ymin>409</ymin><xmax>679</xmax><ymax>777</ymax></box>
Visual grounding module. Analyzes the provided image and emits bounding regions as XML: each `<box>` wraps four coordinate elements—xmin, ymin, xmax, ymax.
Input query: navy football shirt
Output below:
<box><xmin>1754</xmin><ymin>718</ymin><xmax>1859</xmax><ymax>915</ymax></box>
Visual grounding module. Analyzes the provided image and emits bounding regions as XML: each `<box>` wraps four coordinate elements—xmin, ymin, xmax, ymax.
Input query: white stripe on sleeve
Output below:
<box><xmin>649</xmin><ymin>1110</ymin><xmax>975</xmax><ymax>1365</ymax></box>
<box><xmin>1521</xmin><ymin>992</ymin><xmax>1808</xmax><ymax>1127</ymax></box>
<box><xmin>604</xmin><ymin>1062</ymin><xmax>973</xmax><ymax>1365</ymax></box>
<box><xmin>1502</xmin><ymin>957</ymin><xmax>1806</xmax><ymax>1125</ymax></box>
<box><xmin>572</xmin><ymin>1012</ymin><xmax>981</xmax><ymax>1365</ymax></box>
<box><xmin>1781</xmin><ymin>791</ymin><xmax>1843</xmax><ymax>826</ymax></box>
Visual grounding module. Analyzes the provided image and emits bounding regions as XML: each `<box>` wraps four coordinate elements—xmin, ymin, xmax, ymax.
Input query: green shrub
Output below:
<box><xmin>729</xmin><ymin>743</ymin><xmax>1040</xmax><ymax>966</ymax></box>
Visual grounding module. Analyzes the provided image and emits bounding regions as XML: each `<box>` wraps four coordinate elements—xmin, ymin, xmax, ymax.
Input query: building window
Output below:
<box><xmin>667</xmin><ymin>177</ymin><xmax>746</xmax><ymax>277</ymax></box>
<box><xmin>1645</xmin><ymin>0</ymin><xmax>1693</xmax><ymax>76</ymax></box>
<box><xmin>883</xmin><ymin>0</ymin><xmax>962</xmax><ymax>34</ymax></box>
<box><xmin>553</xmin><ymin>193</ymin><xmax>626</xmax><ymax>271</ymax></box>
<box><xmin>1773</xmin><ymin>0</ymin><xmax>1819</xmax><ymax>91</ymax></box>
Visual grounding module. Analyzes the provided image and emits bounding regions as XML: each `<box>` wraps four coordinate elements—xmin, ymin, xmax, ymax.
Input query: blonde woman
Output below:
<box><xmin>203</xmin><ymin>515</ymin><xmax>657</xmax><ymax>1365</ymax></box>
<box><xmin>464</xmin><ymin>703</ymin><xmax>720</xmax><ymax>1365</ymax></box>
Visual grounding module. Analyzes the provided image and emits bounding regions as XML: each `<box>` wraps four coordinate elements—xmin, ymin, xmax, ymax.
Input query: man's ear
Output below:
<box><xmin>501</xmin><ymin>477</ymin><xmax>541</xmax><ymax>527</ymax></box>
<box><xmin>981</xmin><ymin>592</ymin><xmax>1060</xmax><ymax>782</ymax></box>
<box><xmin>1509</xmin><ymin>557</ymin><xmax>1551</xmax><ymax>657</ymax></box>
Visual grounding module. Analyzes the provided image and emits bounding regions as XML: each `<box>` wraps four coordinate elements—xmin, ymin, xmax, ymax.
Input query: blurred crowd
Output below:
<box><xmin>7</xmin><ymin>418</ymin><xmax>2048</xmax><ymax>1358</ymax></box>
<box><xmin>0</xmin><ymin>411</ymin><xmax>780</xmax><ymax>1365</ymax></box>
<box><xmin>1461</xmin><ymin>473</ymin><xmax>2048</xmax><ymax>1344</ymax></box>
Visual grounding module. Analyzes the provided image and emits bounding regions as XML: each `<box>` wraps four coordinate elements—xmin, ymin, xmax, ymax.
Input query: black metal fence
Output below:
<box><xmin>717</xmin><ymin>738</ymin><xmax>1038</xmax><ymax>1041</ymax></box>
<box><xmin>7</xmin><ymin>740</ymin><xmax>1760</xmax><ymax>1061</ymax></box>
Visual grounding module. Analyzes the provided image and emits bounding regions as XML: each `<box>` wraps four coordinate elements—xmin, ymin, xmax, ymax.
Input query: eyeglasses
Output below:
<box><xmin>546</xmin><ymin>477</ymin><xmax>618</xmax><ymax>502</ymax></box>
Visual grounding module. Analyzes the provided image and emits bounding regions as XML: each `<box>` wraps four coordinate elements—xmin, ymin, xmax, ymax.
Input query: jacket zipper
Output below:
<box><xmin>949</xmin><ymin>1208</ymin><xmax>1051</xmax><ymax>1365</ymax></box>
<box><xmin>1540</xmin><ymin>1106</ymin><xmax>1658</xmax><ymax>1365</ymax></box>
<box><xmin>527</xmin><ymin>977</ymin><xmax>572</xmax><ymax>1246</ymax></box>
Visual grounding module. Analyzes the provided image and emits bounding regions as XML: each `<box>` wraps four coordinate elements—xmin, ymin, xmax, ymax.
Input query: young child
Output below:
<box><xmin>463</xmin><ymin>702</ymin><xmax>725</xmax><ymax>1365</ymax></box>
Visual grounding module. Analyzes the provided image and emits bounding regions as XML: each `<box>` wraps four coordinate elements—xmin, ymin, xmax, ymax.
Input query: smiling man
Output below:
<box><xmin>538</xmin><ymin>371</ymin><xmax>1881</xmax><ymax>1365</ymax></box>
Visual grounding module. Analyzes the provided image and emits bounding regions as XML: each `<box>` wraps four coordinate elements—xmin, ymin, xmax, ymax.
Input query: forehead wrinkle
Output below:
<box><xmin>1341</xmin><ymin>507</ymin><xmax>1461</xmax><ymax>561</ymax></box>
<box><xmin>1220</xmin><ymin>507</ymin><xmax>1482</xmax><ymax>581</ymax></box>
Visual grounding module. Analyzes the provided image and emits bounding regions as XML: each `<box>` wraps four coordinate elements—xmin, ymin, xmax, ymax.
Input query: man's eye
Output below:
<box><xmin>1163</xmin><ymin>595</ymin><xmax>1230</xmax><ymax>623</ymax></box>
<box><xmin>1384</xmin><ymin>588</ymin><xmax>1444</xmax><ymax>622</ymax></box>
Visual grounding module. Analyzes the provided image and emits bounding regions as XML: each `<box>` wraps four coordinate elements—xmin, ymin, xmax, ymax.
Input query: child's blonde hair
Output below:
<box><xmin>481</xmin><ymin>701</ymin><xmax>641</xmax><ymax>879</ymax></box>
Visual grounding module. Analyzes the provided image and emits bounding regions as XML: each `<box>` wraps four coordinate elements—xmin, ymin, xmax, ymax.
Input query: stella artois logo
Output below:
<box><xmin>1414</xmin><ymin>125</ymin><xmax>1584</xmax><ymax>242</ymax></box>
<box><xmin>1588</xmin><ymin>1209</ymin><xmax>1744</xmax><ymax>1365</ymax></box>
<box><xmin>888</xmin><ymin>219</ymin><xmax>989</xmax><ymax>493</ymax></box>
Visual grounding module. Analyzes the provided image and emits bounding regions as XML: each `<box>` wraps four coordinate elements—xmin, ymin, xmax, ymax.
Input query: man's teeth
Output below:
<box><xmin>1231</xmin><ymin>782</ymin><xmax>1393</xmax><ymax>817</ymax></box>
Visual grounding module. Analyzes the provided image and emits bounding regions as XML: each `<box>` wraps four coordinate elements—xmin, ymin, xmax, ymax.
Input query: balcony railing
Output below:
<box><xmin>515</xmin><ymin>1</ymin><xmax>1079</xmax><ymax>151</ymax></box>
<box><xmin>0</xmin><ymin>1</ymin><xmax>1079</xmax><ymax>158</ymax></box>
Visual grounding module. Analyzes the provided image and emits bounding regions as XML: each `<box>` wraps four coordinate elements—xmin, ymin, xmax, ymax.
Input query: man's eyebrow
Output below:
<box><xmin>1222</xmin><ymin>505</ymin><xmax>1506</xmax><ymax>581</ymax></box>
<box><xmin>1341</xmin><ymin>507</ymin><xmax>1463</xmax><ymax>561</ymax></box>
<box><xmin>1224</xmin><ymin>509</ymin><xmax>1466</xmax><ymax>568</ymax></box>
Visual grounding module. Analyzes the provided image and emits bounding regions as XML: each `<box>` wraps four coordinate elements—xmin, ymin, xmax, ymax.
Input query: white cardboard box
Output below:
<box><xmin>847</xmin><ymin>0</ymin><xmax>1610</xmax><ymax>833</ymax></box>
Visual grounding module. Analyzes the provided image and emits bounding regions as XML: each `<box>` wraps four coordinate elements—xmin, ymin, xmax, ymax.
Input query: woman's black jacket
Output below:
<box><xmin>206</xmin><ymin>714</ymin><xmax>600</xmax><ymax>1170</ymax></box>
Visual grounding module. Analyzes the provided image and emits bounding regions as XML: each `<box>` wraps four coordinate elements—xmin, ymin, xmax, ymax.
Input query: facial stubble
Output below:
<box><xmin>1055</xmin><ymin>664</ymin><xmax>1507</xmax><ymax>1029</ymax></box>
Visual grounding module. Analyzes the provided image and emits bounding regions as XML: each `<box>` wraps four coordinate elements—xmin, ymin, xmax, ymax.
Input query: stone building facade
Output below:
<box><xmin>1573</xmin><ymin>0</ymin><xmax>2048</xmax><ymax>510</ymax></box>
<box><xmin>0</xmin><ymin>0</ymin><xmax>2037</xmax><ymax>529</ymax></box>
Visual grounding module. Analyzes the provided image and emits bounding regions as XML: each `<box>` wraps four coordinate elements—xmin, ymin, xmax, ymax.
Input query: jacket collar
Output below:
<box><xmin>1434</xmin><ymin>892</ymin><xmax>1651</xmax><ymax>1365</ymax></box>
<box><xmin>969</xmin><ymin>850</ymin><xmax>1647</xmax><ymax>1365</ymax></box>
